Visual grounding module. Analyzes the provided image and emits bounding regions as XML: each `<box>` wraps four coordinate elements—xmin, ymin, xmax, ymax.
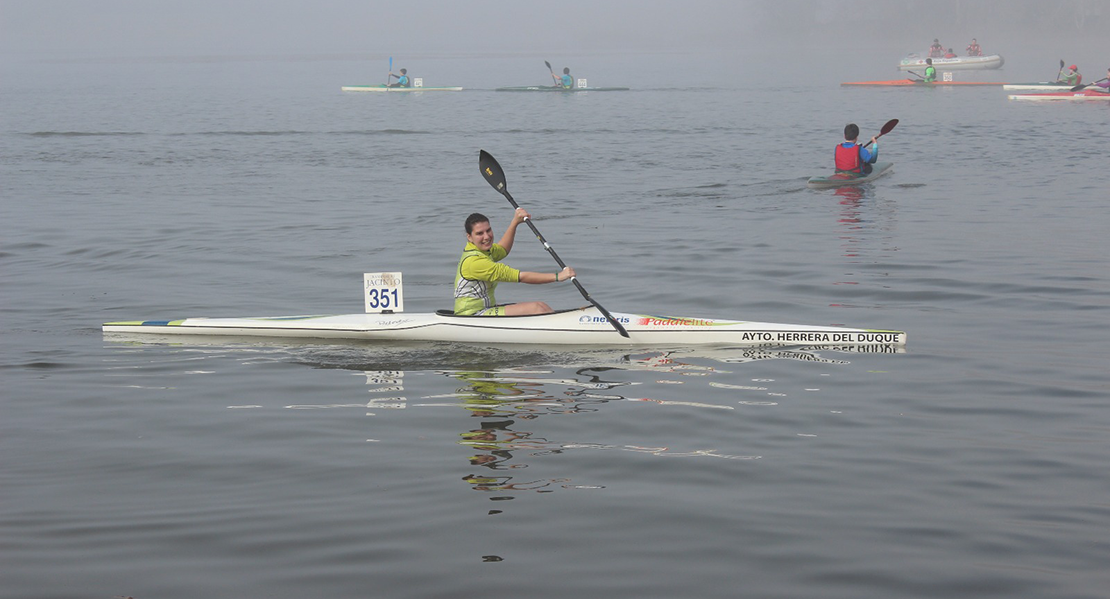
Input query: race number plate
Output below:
<box><xmin>364</xmin><ymin>272</ymin><xmax>404</xmax><ymax>313</ymax></box>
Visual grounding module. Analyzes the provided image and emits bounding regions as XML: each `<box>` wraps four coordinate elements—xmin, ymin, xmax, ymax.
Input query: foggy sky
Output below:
<box><xmin>1</xmin><ymin>0</ymin><xmax>1104</xmax><ymax>59</ymax></box>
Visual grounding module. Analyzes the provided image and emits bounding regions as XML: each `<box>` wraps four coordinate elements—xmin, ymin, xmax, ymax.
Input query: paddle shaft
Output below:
<box><xmin>479</xmin><ymin>150</ymin><xmax>630</xmax><ymax>338</ymax></box>
<box><xmin>1072</xmin><ymin>77</ymin><xmax>1107</xmax><ymax>92</ymax></box>
<box><xmin>388</xmin><ymin>56</ymin><xmax>392</xmax><ymax>86</ymax></box>
<box><xmin>505</xmin><ymin>192</ymin><xmax>630</xmax><ymax>337</ymax></box>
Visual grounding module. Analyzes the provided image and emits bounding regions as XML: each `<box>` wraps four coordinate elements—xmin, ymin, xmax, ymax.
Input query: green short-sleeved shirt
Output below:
<box><xmin>453</xmin><ymin>242</ymin><xmax>521</xmax><ymax>315</ymax></box>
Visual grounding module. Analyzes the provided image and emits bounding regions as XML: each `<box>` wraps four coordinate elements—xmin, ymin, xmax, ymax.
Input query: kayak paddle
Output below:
<box><xmin>545</xmin><ymin>60</ymin><xmax>559</xmax><ymax>86</ymax></box>
<box><xmin>478</xmin><ymin>150</ymin><xmax>630</xmax><ymax>338</ymax></box>
<box><xmin>862</xmin><ymin>119</ymin><xmax>898</xmax><ymax>148</ymax></box>
<box><xmin>388</xmin><ymin>56</ymin><xmax>392</xmax><ymax>87</ymax></box>
<box><xmin>1071</xmin><ymin>77</ymin><xmax>1107</xmax><ymax>92</ymax></box>
<box><xmin>1055</xmin><ymin>59</ymin><xmax>1065</xmax><ymax>83</ymax></box>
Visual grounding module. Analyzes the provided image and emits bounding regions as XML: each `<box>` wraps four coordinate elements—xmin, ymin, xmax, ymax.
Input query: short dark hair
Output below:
<box><xmin>563</xmin><ymin>67</ymin><xmax>570</xmax><ymax>74</ymax></box>
<box><xmin>465</xmin><ymin>213</ymin><xmax>489</xmax><ymax>234</ymax></box>
<box><xmin>844</xmin><ymin>123</ymin><xmax>859</xmax><ymax>140</ymax></box>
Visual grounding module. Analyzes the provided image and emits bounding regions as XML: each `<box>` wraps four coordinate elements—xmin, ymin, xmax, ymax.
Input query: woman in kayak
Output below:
<box><xmin>388</xmin><ymin>68</ymin><xmax>411</xmax><ymax>88</ymax></box>
<box><xmin>553</xmin><ymin>67</ymin><xmax>573</xmax><ymax>89</ymax></box>
<box><xmin>1095</xmin><ymin>67</ymin><xmax>1110</xmax><ymax>93</ymax></box>
<box><xmin>966</xmin><ymin>39</ymin><xmax>982</xmax><ymax>56</ymax></box>
<box><xmin>835</xmin><ymin>124</ymin><xmax>878</xmax><ymax>177</ymax></box>
<box><xmin>923</xmin><ymin>58</ymin><xmax>937</xmax><ymax>83</ymax></box>
<box><xmin>454</xmin><ymin>209</ymin><xmax>574</xmax><ymax>316</ymax></box>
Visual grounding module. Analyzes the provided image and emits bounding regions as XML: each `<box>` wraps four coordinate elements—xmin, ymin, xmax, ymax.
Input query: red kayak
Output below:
<box><xmin>841</xmin><ymin>79</ymin><xmax>1005</xmax><ymax>87</ymax></box>
<box><xmin>1008</xmin><ymin>88</ymin><xmax>1110</xmax><ymax>101</ymax></box>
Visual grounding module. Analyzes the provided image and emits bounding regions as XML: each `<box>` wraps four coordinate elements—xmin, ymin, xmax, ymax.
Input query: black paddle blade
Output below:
<box><xmin>545</xmin><ymin>60</ymin><xmax>552</xmax><ymax>71</ymax></box>
<box><xmin>880</xmin><ymin>119</ymin><xmax>899</xmax><ymax>135</ymax></box>
<box><xmin>478</xmin><ymin>150</ymin><xmax>509</xmax><ymax>196</ymax></box>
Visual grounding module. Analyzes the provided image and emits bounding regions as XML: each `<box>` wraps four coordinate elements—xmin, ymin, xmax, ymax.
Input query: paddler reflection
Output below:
<box><xmin>449</xmin><ymin>370</ymin><xmax>600</xmax><ymax>502</ymax></box>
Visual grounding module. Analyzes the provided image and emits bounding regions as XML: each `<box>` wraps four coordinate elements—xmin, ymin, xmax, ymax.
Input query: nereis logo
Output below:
<box><xmin>579</xmin><ymin>315</ymin><xmax>631</xmax><ymax>324</ymax></box>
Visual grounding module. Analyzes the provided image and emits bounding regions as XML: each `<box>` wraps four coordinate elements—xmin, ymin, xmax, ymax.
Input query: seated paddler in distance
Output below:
<box><xmin>923</xmin><ymin>58</ymin><xmax>937</xmax><ymax>83</ymax></box>
<box><xmin>1094</xmin><ymin>67</ymin><xmax>1110</xmax><ymax>93</ymax></box>
<box><xmin>835</xmin><ymin>123</ymin><xmax>878</xmax><ymax>177</ymax></box>
<box><xmin>453</xmin><ymin>209</ymin><xmax>574</xmax><ymax>316</ymax></box>
<box><xmin>553</xmin><ymin>67</ymin><xmax>573</xmax><ymax>89</ymax></box>
<box><xmin>388</xmin><ymin>68</ymin><xmax>411</xmax><ymax>88</ymax></box>
<box><xmin>1059</xmin><ymin>65</ymin><xmax>1081</xmax><ymax>86</ymax></box>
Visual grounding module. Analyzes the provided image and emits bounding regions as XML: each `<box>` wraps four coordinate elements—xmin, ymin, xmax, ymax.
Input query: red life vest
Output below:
<box><xmin>835</xmin><ymin>143</ymin><xmax>863</xmax><ymax>174</ymax></box>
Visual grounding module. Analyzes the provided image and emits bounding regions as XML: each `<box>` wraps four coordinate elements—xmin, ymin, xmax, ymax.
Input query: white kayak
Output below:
<box><xmin>103</xmin><ymin>307</ymin><xmax>906</xmax><ymax>348</ymax></box>
<box><xmin>1001</xmin><ymin>81</ymin><xmax>1074</xmax><ymax>91</ymax></box>
<box><xmin>897</xmin><ymin>54</ymin><xmax>1004</xmax><ymax>71</ymax></box>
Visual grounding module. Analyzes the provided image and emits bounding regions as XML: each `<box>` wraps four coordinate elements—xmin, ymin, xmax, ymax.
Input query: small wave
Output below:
<box><xmin>27</xmin><ymin>131</ymin><xmax>144</xmax><ymax>137</ymax></box>
<box><xmin>341</xmin><ymin>129</ymin><xmax>431</xmax><ymax>135</ymax></box>
<box><xmin>192</xmin><ymin>130</ymin><xmax>312</xmax><ymax>136</ymax></box>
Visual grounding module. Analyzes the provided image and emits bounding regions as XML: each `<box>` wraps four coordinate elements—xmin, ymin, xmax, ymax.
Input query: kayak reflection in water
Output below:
<box><xmin>453</xmin><ymin>209</ymin><xmax>574</xmax><ymax>316</ymax></box>
<box><xmin>834</xmin><ymin>123</ymin><xmax>879</xmax><ymax>177</ymax></box>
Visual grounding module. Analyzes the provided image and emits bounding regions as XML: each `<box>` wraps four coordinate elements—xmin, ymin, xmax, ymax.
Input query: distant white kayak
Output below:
<box><xmin>1001</xmin><ymin>81</ymin><xmax>1073</xmax><ymax>91</ymax></box>
<box><xmin>898</xmin><ymin>54</ymin><xmax>1004</xmax><ymax>71</ymax></box>
<box><xmin>341</xmin><ymin>85</ymin><xmax>463</xmax><ymax>92</ymax></box>
<box><xmin>103</xmin><ymin>307</ymin><xmax>906</xmax><ymax>348</ymax></box>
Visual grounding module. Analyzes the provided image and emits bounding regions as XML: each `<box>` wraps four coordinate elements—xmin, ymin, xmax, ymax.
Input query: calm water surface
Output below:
<box><xmin>2</xmin><ymin>52</ymin><xmax>1109</xmax><ymax>598</ymax></box>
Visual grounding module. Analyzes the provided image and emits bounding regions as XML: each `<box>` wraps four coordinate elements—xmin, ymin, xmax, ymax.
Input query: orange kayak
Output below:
<box><xmin>841</xmin><ymin>79</ymin><xmax>1006</xmax><ymax>87</ymax></box>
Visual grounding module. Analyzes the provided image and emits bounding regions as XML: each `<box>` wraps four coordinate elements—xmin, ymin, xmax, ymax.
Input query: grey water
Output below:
<box><xmin>2</xmin><ymin>51</ymin><xmax>1109</xmax><ymax>599</ymax></box>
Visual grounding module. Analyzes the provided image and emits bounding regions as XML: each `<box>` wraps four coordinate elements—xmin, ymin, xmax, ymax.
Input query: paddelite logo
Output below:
<box><xmin>638</xmin><ymin>316</ymin><xmax>716</xmax><ymax>327</ymax></box>
<box><xmin>579</xmin><ymin>315</ymin><xmax>631</xmax><ymax>324</ymax></box>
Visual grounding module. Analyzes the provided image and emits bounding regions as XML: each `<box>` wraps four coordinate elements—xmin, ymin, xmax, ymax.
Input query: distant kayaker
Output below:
<box><xmin>835</xmin><ymin>124</ymin><xmax>878</xmax><ymax>177</ymax></box>
<box><xmin>1093</xmin><ymin>67</ymin><xmax>1110</xmax><ymax>93</ymax></box>
<box><xmin>454</xmin><ymin>209</ymin><xmax>574</xmax><ymax>316</ymax></box>
<box><xmin>552</xmin><ymin>67</ymin><xmax>573</xmax><ymax>89</ymax></box>
<box><xmin>929</xmin><ymin>39</ymin><xmax>945</xmax><ymax>58</ymax></box>
<box><xmin>966</xmin><ymin>39</ymin><xmax>982</xmax><ymax>56</ymax></box>
<box><xmin>388</xmin><ymin>68</ymin><xmax>411</xmax><ymax>88</ymax></box>
<box><xmin>1059</xmin><ymin>65</ymin><xmax>1082</xmax><ymax>86</ymax></box>
<box><xmin>923</xmin><ymin>58</ymin><xmax>937</xmax><ymax>83</ymax></box>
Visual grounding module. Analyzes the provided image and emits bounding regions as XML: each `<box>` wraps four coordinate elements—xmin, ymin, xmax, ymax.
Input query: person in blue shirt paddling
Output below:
<box><xmin>388</xmin><ymin>68</ymin><xmax>411</xmax><ymax>88</ymax></box>
<box><xmin>552</xmin><ymin>67</ymin><xmax>573</xmax><ymax>89</ymax></box>
<box><xmin>834</xmin><ymin>124</ymin><xmax>878</xmax><ymax>176</ymax></box>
